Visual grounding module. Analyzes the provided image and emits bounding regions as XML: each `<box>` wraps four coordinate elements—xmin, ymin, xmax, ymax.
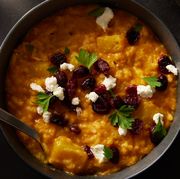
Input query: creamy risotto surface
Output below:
<box><xmin>6</xmin><ymin>5</ymin><xmax>177</xmax><ymax>176</ymax></box>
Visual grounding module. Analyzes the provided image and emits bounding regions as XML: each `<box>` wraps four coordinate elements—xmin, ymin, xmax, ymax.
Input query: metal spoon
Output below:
<box><xmin>0</xmin><ymin>108</ymin><xmax>43</xmax><ymax>149</ymax></box>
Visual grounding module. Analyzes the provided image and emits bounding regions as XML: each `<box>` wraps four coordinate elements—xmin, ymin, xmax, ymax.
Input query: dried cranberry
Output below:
<box><xmin>67</xmin><ymin>79</ymin><xmax>77</xmax><ymax>99</ymax></box>
<box><xmin>126</xmin><ymin>85</ymin><xmax>137</xmax><ymax>96</ymax></box>
<box><xmin>126</xmin><ymin>28</ymin><xmax>140</xmax><ymax>45</ymax></box>
<box><xmin>92</xmin><ymin>89</ymin><xmax>111</xmax><ymax>114</ymax></box>
<box><xmin>84</xmin><ymin>145</ymin><xmax>94</xmax><ymax>159</ymax></box>
<box><xmin>124</xmin><ymin>95</ymin><xmax>140</xmax><ymax>108</ymax></box>
<box><xmin>92</xmin><ymin>96</ymin><xmax>110</xmax><ymax>114</ymax></box>
<box><xmin>81</xmin><ymin>77</ymin><xmax>96</xmax><ymax>90</ymax></box>
<box><xmin>109</xmin><ymin>146</ymin><xmax>120</xmax><ymax>164</ymax></box>
<box><xmin>55</xmin><ymin>71</ymin><xmax>67</xmax><ymax>87</ymax></box>
<box><xmin>100</xmin><ymin>90</ymin><xmax>111</xmax><ymax>100</ymax></box>
<box><xmin>62</xmin><ymin>89</ymin><xmax>70</xmax><ymax>104</ymax></box>
<box><xmin>69</xmin><ymin>124</ymin><xmax>81</xmax><ymax>134</ymax></box>
<box><xmin>158</xmin><ymin>55</ymin><xmax>174</xmax><ymax>74</ymax></box>
<box><xmin>73</xmin><ymin>66</ymin><xmax>89</xmax><ymax>78</ymax></box>
<box><xmin>50</xmin><ymin>114</ymin><xmax>68</xmax><ymax>127</ymax></box>
<box><xmin>94</xmin><ymin>84</ymin><xmax>106</xmax><ymax>95</ymax></box>
<box><xmin>130</xmin><ymin>119</ymin><xmax>143</xmax><ymax>135</ymax></box>
<box><xmin>156</xmin><ymin>74</ymin><xmax>168</xmax><ymax>91</ymax></box>
<box><xmin>110</xmin><ymin>96</ymin><xmax>124</xmax><ymax>109</ymax></box>
<box><xmin>124</xmin><ymin>85</ymin><xmax>140</xmax><ymax>108</ymax></box>
<box><xmin>50</xmin><ymin>52</ymin><xmax>67</xmax><ymax>67</ymax></box>
<box><xmin>49</xmin><ymin>96</ymin><xmax>58</xmax><ymax>106</ymax></box>
<box><xmin>93</xmin><ymin>59</ymin><xmax>110</xmax><ymax>75</ymax></box>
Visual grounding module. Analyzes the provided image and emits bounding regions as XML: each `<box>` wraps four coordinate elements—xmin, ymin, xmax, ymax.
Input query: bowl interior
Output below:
<box><xmin>0</xmin><ymin>0</ymin><xmax>180</xmax><ymax>178</ymax></box>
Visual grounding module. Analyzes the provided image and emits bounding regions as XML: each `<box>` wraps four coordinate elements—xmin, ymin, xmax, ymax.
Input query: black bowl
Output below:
<box><xmin>0</xmin><ymin>0</ymin><xmax>180</xmax><ymax>178</ymax></box>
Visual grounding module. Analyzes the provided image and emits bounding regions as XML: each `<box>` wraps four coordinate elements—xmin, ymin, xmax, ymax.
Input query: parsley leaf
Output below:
<box><xmin>88</xmin><ymin>7</ymin><xmax>105</xmax><ymax>17</ymax></box>
<box><xmin>36</xmin><ymin>92</ymin><xmax>54</xmax><ymax>111</ymax></box>
<box><xmin>47</xmin><ymin>66</ymin><xmax>58</xmax><ymax>74</ymax></box>
<box><xmin>109</xmin><ymin>105</ymin><xmax>135</xmax><ymax>129</ymax></box>
<box><xmin>64</xmin><ymin>47</ymin><xmax>70</xmax><ymax>55</ymax></box>
<box><xmin>103</xmin><ymin>146</ymin><xmax>113</xmax><ymax>159</ymax></box>
<box><xmin>151</xmin><ymin>118</ymin><xmax>167</xmax><ymax>144</ymax></box>
<box><xmin>76</xmin><ymin>49</ymin><xmax>98</xmax><ymax>69</ymax></box>
<box><xmin>143</xmin><ymin>76</ymin><xmax>161</xmax><ymax>88</ymax></box>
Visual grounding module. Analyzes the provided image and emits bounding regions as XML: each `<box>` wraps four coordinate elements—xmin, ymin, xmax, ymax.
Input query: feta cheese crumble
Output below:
<box><xmin>102</xmin><ymin>75</ymin><xmax>116</xmax><ymax>90</ymax></box>
<box><xmin>137</xmin><ymin>85</ymin><xmax>155</xmax><ymax>98</ymax></box>
<box><xmin>45</xmin><ymin>76</ymin><xmax>58</xmax><ymax>92</ymax></box>
<box><xmin>118</xmin><ymin>126</ymin><xmax>127</xmax><ymax>136</ymax></box>
<box><xmin>30</xmin><ymin>83</ymin><xmax>45</xmax><ymax>92</ymax></box>
<box><xmin>60</xmin><ymin>62</ymin><xmax>75</xmax><ymax>72</ymax></box>
<box><xmin>166</xmin><ymin>64</ymin><xmax>178</xmax><ymax>76</ymax></box>
<box><xmin>96</xmin><ymin>7</ymin><xmax>114</xmax><ymax>31</ymax></box>
<box><xmin>42</xmin><ymin>111</ymin><xmax>51</xmax><ymax>123</ymax></box>
<box><xmin>153</xmin><ymin>113</ymin><xmax>164</xmax><ymax>125</ymax></box>
<box><xmin>90</xmin><ymin>144</ymin><xmax>107</xmax><ymax>163</ymax></box>
<box><xmin>53</xmin><ymin>86</ymin><xmax>64</xmax><ymax>100</ymax></box>
<box><xmin>37</xmin><ymin>106</ymin><xmax>43</xmax><ymax>115</ymax></box>
<box><xmin>85</xmin><ymin>92</ymin><xmax>99</xmax><ymax>102</ymax></box>
<box><xmin>72</xmin><ymin>97</ymin><xmax>80</xmax><ymax>105</ymax></box>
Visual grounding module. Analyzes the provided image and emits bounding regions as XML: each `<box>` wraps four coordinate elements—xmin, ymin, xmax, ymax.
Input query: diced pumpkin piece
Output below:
<box><xmin>97</xmin><ymin>35</ymin><xmax>123</xmax><ymax>53</ymax></box>
<box><xmin>48</xmin><ymin>136</ymin><xmax>87</xmax><ymax>173</ymax></box>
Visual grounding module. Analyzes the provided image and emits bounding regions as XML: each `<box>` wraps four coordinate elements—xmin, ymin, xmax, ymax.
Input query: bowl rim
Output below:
<box><xmin>0</xmin><ymin>0</ymin><xmax>180</xmax><ymax>178</ymax></box>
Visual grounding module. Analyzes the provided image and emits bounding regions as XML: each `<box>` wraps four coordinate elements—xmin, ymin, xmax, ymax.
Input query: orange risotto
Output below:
<box><xmin>6</xmin><ymin>5</ymin><xmax>177</xmax><ymax>176</ymax></box>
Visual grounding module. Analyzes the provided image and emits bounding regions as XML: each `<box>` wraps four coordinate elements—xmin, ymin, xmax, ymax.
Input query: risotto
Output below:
<box><xmin>5</xmin><ymin>5</ymin><xmax>177</xmax><ymax>176</ymax></box>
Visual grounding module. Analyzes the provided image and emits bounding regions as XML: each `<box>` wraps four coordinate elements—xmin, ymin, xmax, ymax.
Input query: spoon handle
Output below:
<box><xmin>0</xmin><ymin>108</ymin><xmax>41</xmax><ymax>143</ymax></box>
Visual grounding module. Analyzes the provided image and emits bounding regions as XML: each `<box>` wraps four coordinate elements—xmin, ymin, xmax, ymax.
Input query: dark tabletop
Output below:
<box><xmin>0</xmin><ymin>0</ymin><xmax>180</xmax><ymax>178</ymax></box>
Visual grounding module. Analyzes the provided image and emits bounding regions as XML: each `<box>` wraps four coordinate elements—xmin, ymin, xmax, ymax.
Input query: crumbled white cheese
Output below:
<box><xmin>60</xmin><ymin>62</ymin><xmax>75</xmax><ymax>72</ymax></box>
<box><xmin>102</xmin><ymin>75</ymin><xmax>116</xmax><ymax>90</ymax></box>
<box><xmin>76</xmin><ymin>107</ymin><xmax>82</xmax><ymax>116</ymax></box>
<box><xmin>96</xmin><ymin>7</ymin><xmax>114</xmax><ymax>31</ymax></box>
<box><xmin>166</xmin><ymin>64</ymin><xmax>178</xmax><ymax>76</ymax></box>
<box><xmin>118</xmin><ymin>126</ymin><xmax>127</xmax><ymax>136</ymax></box>
<box><xmin>30</xmin><ymin>83</ymin><xmax>45</xmax><ymax>92</ymax></box>
<box><xmin>53</xmin><ymin>86</ymin><xmax>64</xmax><ymax>100</ymax></box>
<box><xmin>90</xmin><ymin>144</ymin><xmax>107</xmax><ymax>163</ymax></box>
<box><xmin>45</xmin><ymin>76</ymin><xmax>58</xmax><ymax>92</ymax></box>
<box><xmin>137</xmin><ymin>85</ymin><xmax>155</xmax><ymax>98</ymax></box>
<box><xmin>153</xmin><ymin>113</ymin><xmax>164</xmax><ymax>125</ymax></box>
<box><xmin>72</xmin><ymin>97</ymin><xmax>80</xmax><ymax>105</ymax></box>
<box><xmin>85</xmin><ymin>92</ymin><xmax>99</xmax><ymax>102</ymax></box>
<box><xmin>42</xmin><ymin>111</ymin><xmax>51</xmax><ymax>123</ymax></box>
<box><xmin>37</xmin><ymin>106</ymin><xmax>43</xmax><ymax>115</ymax></box>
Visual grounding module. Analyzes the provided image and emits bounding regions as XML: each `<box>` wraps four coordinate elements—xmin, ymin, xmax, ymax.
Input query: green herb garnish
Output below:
<box><xmin>152</xmin><ymin>118</ymin><xmax>167</xmax><ymax>144</ymax></box>
<box><xmin>47</xmin><ymin>66</ymin><xmax>58</xmax><ymax>74</ymax></box>
<box><xmin>103</xmin><ymin>146</ymin><xmax>113</xmax><ymax>159</ymax></box>
<box><xmin>76</xmin><ymin>49</ymin><xmax>98</xmax><ymax>69</ymax></box>
<box><xmin>109</xmin><ymin>105</ymin><xmax>135</xmax><ymax>129</ymax></box>
<box><xmin>143</xmin><ymin>76</ymin><xmax>161</xmax><ymax>88</ymax></box>
<box><xmin>134</xmin><ymin>23</ymin><xmax>143</xmax><ymax>32</ymax></box>
<box><xmin>36</xmin><ymin>92</ymin><xmax>54</xmax><ymax>111</ymax></box>
<box><xmin>88</xmin><ymin>7</ymin><xmax>105</xmax><ymax>17</ymax></box>
<box><xmin>64</xmin><ymin>47</ymin><xmax>70</xmax><ymax>55</ymax></box>
<box><xmin>25</xmin><ymin>43</ymin><xmax>34</xmax><ymax>53</ymax></box>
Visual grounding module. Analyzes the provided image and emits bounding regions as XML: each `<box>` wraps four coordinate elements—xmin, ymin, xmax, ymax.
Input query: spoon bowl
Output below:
<box><xmin>0</xmin><ymin>108</ymin><xmax>43</xmax><ymax>149</ymax></box>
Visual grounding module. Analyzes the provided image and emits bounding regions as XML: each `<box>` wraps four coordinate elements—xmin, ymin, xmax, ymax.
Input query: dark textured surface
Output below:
<box><xmin>0</xmin><ymin>0</ymin><xmax>180</xmax><ymax>178</ymax></box>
